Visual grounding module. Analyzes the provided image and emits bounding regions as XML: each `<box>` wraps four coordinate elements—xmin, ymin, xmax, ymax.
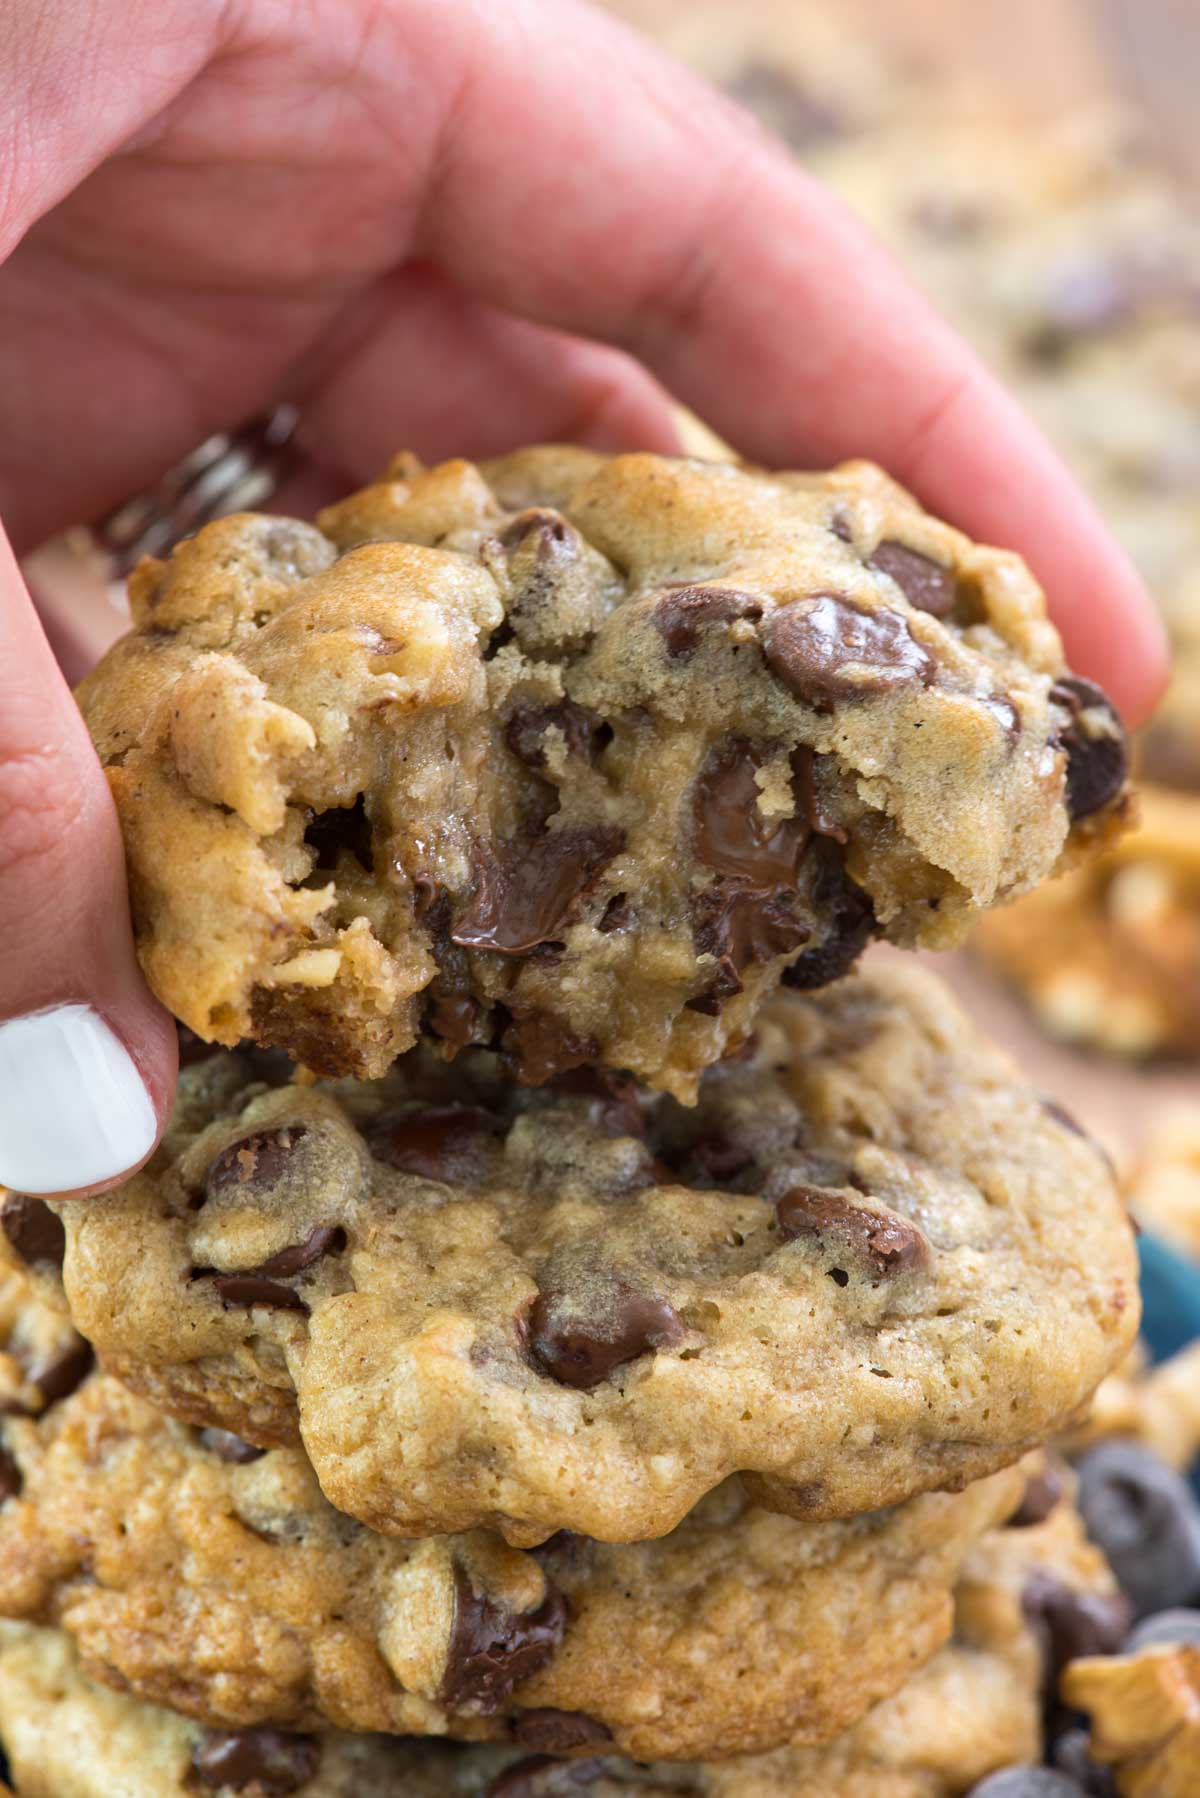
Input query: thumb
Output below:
<box><xmin>0</xmin><ymin>526</ymin><xmax>175</xmax><ymax>1196</ymax></box>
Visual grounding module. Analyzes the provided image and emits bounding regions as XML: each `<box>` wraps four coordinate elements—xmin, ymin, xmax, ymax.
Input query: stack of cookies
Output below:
<box><xmin>0</xmin><ymin>448</ymin><xmax>1154</xmax><ymax>1793</ymax></box>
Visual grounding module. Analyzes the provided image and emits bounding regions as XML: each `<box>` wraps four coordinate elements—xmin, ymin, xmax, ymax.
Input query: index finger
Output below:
<box><xmin>406</xmin><ymin>0</ymin><xmax>1166</xmax><ymax>722</ymax></box>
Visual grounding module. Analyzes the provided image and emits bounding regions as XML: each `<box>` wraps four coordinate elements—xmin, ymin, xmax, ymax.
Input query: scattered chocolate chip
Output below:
<box><xmin>193</xmin><ymin>1226</ymin><xmax>344</xmax><ymax>1315</ymax></box>
<box><xmin>909</xmin><ymin>192</ymin><xmax>992</xmax><ymax>241</ymax></box>
<box><xmin>776</xmin><ymin>1186</ymin><xmax>930</xmax><ymax>1279</ymax></box>
<box><xmin>202</xmin><ymin>1275</ymin><xmax>309</xmax><ymax>1313</ymax></box>
<box><xmin>205</xmin><ymin>1127</ymin><xmax>309</xmax><ymax>1202</ymax></box>
<box><xmin>675</xmin><ymin>1133</ymin><xmax>754</xmax><ymax>1187</ymax></box>
<box><xmin>868</xmin><ymin>542</ymin><xmax>958</xmax><ymax>617</ymax></box>
<box><xmin>513</xmin><ymin>1713</ymin><xmax>612</xmax><ymax>1755</ymax></box>
<box><xmin>200</xmin><ymin>1428</ymin><xmax>267</xmax><ymax>1465</ymax></box>
<box><xmin>1009</xmin><ymin>1462</ymin><xmax>1065</xmax><ymax>1528</ymax></box>
<box><xmin>596</xmin><ymin>893</ymin><xmax>633</xmax><ymax>934</ymax></box>
<box><xmin>303</xmin><ymin>796</ymin><xmax>373</xmax><ymax>873</ymax></box>
<box><xmin>966</xmin><ymin>1771</ymin><xmax>1088</xmax><ymax>1798</ymax></box>
<box><xmin>781</xmin><ymin>840</ymin><xmax>876</xmax><ymax>990</ymax></box>
<box><xmin>1</xmin><ymin>1195</ymin><xmax>65</xmax><ymax>1271</ymax></box>
<box><xmin>189</xmin><ymin>1727</ymin><xmax>320</xmax><ymax>1793</ymax></box>
<box><xmin>0</xmin><ymin>1443</ymin><xmax>21</xmax><ymax>1502</ymax></box>
<box><xmin>415</xmin><ymin>886</ymin><xmax>484</xmax><ymax>1055</ymax></box>
<box><xmin>441</xmin><ymin>1565</ymin><xmax>567</xmax><ymax>1713</ymax></box>
<box><xmin>1049</xmin><ymin>1728</ymin><xmax>1117</xmax><ymax>1798</ymax></box>
<box><xmin>1022</xmin><ymin>1573</ymin><xmax>1132</xmax><ymax>1688</ymax></box>
<box><xmin>500</xmin><ymin>511</ymin><xmax>572</xmax><ymax>554</ymax></box>
<box><xmin>1075</xmin><ymin>1440</ymin><xmax>1200</xmax><ymax>1617</ymax></box>
<box><xmin>762</xmin><ymin>592</ymin><xmax>935</xmax><ymax>710</ymax></box>
<box><xmin>1026</xmin><ymin>259</ymin><xmax>1135</xmax><ymax>361</ymax></box>
<box><xmin>693</xmin><ymin>739</ymin><xmax>808</xmax><ymax>887</ymax></box>
<box><xmin>505</xmin><ymin>702</ymin><xmax>607</xmax><ymax>771</ymax></box>
<box><xmin>1040</xmin><ymin>1098</ymin><xmax>1087</xmax><ymax>1138</ymax></box>
<box><xmin>28</xmin><ymin>1340</ymin><xmax>94</xmax><ymax>1409</ymax></box>
<box><xmin>252</xmin><ymin>1226</ymin><xmax>346</xmax><ymax>1279</ymax></box>
<box><xmin>527</xmin><ymin>1282</ymin><xmax>684</xmax><ymax>1389</ymax></box>
<box><xmin>689</xmin><ymin>882</ymin><xmax>812</xmax><ymax>1010</ymax></box>
<box><xmin>792</xmin><ymin>746</ymin><xmax>846</xmax><ymax>842</ymax></box>
<box><xmin>652</xmin><ymin>584</ymin><xmax>764</xmax><ymax>656</ymax></box>
<box><xmin>546</xmin><ymin>1069</ymin><xmax>644</xmax><ymax>1140</ymax></box>
<box><xmin>1050</xmin><ymin>677</ymin><xmax>1129</xmax><ymax>822</ymax></box>
<box><xmin>454</xmin><ymin>827</ymin><xmax>624</xmax><ymax>957</ymax></box>
<box><xmin>1125</xmin><ymin>1607</ymin><xmax>1200</xmax><ymax>1651</ymax></box>
<box><xmin>503</xmin><ymin>1013</ymin><xmax>599</xmax><ymax>1088</ymax></box>
<box><xmin>366</xmin><ymin>1105</ymin><xmax>500</xmax><ymax>1182</ymax></box>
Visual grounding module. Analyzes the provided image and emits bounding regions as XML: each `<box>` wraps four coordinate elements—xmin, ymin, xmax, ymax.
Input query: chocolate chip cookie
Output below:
<box><xmin>24</xmin><ymin>962</ymin><xmax>1138</xmax><ymax>1544</ymax></box>
<box><xmin>0</xmin><ymin>1369</ymin><xmax>1018</xmax><ymax>1761</ymax></box>
<box><xmin>76</xmin><ymin>448</ymin><xmax>1129</xmax><ymax>1094</ymax></box>
<box><xmin>0</xmin><ymin>1480</ymin><xmax>1120</xmax><ymax>1796</ymax></box>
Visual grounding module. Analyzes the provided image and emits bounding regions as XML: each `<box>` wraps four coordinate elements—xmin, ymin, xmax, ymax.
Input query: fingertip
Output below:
<box><xmin>0</xmin><ymin>1000</ymin><xmax>173</xmax><ymax>1200</ymax></box>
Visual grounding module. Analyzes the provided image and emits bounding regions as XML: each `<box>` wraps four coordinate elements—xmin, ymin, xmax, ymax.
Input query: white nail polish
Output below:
<box><xmin>0</xmin><ymin>1005</ymin><xmax>157</xmax><ymax>1193</ymax></box>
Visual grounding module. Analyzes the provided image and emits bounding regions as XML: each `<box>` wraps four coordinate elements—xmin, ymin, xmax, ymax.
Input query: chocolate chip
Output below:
<box><xmin>200</xmin><ymin>1429</ymin><xmax>267</xmax><ymax>1465</ymax></box>
<box><xmin>1125</xmin><ymin>1608</ymin><xmax>1200</xmax><ymax>1651</ymax></box>
<box><xmin>674</xmin><ymin>1134</ymin><xmax>754</xmax><ymax>1188</ymax></box>
<box><xmin>1049</xmin><ymin>1729</ymin><xmax>1117</xmax><ymax>1798</ymax></box>
<box><xmin>792</xmin><ymin>746</ymin><xmax>846</xmax><ymax>842</ymax></box>
<box><xmin>440</xmin><ymin>1564</ymin><xmax>567</xmax><ymax>1713</ymax></box>
<box><xmin>776</xmin><ymin>1186</ymin><xmax>930</xmax><ymax>1279</ymax></box>
<box><xmin>1</xmin><ymin>1195</ymin><xmax>65</xmax><ymax>1271</ymax></box>
<box><xmin>546</xmin><ymin>1069</ymin><xmax>644</xmax><ymax>1140</ymax></box>
<box><xmin>527</xmin><ymin>1283</ymin><xmax>684</xmax><ymax>1389</ymax></box>
<box><xmin>0</xmin><ymin>1443</ymin><xmax>21</xmax><ymax>1503</ymax></box>
<box><xmin>652</xmin><ymin>585</ymin><xmax>763</xmax><ymax>656</ymax></box>
<box><xmin>1075</xmin><ymin>1440</ymin><xmax>1200</xmax><ymax>1617</ymax></box>
<box><xmin>597</xmin><ymin>894</ymin><xmax>632</xmax><ymax>935</ymax></box>
<box><xmin>500</xmin><ymin>511</ymin><xmax>572</xmax><ymax>554</ymax></box>
<box><xmin>253</xmin><ymin>1226</ymin><xmax>346</xmax><ymax>1279</ymax></box>
<box><xmin>1022</xmin><ymin>1573</ymin><xmax>1132</xmax><ymax>1687</ymax></box>
<box><xmin>487</xmin><ymin>1761</ymin><xmax>595</xmax><ymax>1798</ymax></box>
<box><xmin>416</xmin><ymin>886</ymin><xmax>484</xmax><ymax>1055</ymax></box>
<box><xmin>366</xmin><ymin>1105</ymin><xmax>500</xmax><ymax>1182</ymax></box>
<box><xmin>454</xmin><ymin>827</ymin><xmax>624</xmax><ymax>957</ymax></box>
<box><xmin>762</xmin><ymin>592</ymin><xmax>935</xmax><ymax>710</ymax></box>
<box><xmin>189</xmin><ymin>1728</ymin><xmax>320</xmax><ymax>1793</ymax></box>
<box><xmin>205</xmin><ymin>1127</ymin><xmax>309</xmax><ymax>1202</ymax></box>
<box><xmin>966</xmin><ymin>1772</ymin><xmax>1088</xmax><ymax>1798</ymax></box>
<box><xmin>204</xmin><ymin>1276</ymin><xmax>309</xmax><ymax>1312</ymax></box>
<box><xmin>505</xmin><ymin>703</ymin><xmax>607</xmax><ymax>771</ymax></box>
<box><xmin>1050</xmin><ymin>677</ymin><xmax>1128</xmax><ymax>822</ymax></box>
<box><xmin>689</xmin><ymin>883</ymin><xmax>812</xmax><ymax>1010</ymax></box>
<box><xmin>781</xmin><ymin>840</ymin><xmax>876</xmax><ymax>991</ymax></box>
<box><xmin>513</xmin><ymin>1712</ymin><xmax>613</xmax><ymax>1754</ymax></box>
<box><xmin>1009</xmin><ymin>1462</ymin><xmax>1065</xmax><ymax>1528</ymax></box>
<box><xmin>693</xmin><ymin>739</ymin><xmax>808</xmax><ymax>887</ymax></box>
<box><xmin>303</xmin><ymin>795</ymin><xmax>373</xmax><ymax>873</ymax></box>
<box><xmin>868</xmin><ymin>542</ymin><xmax>957</xmax><ymax>617</ymax></box>
<box><xmin>28</xmin><ymin>1340</ymin><xmax>94</xmax><ymax>1409</ymax></box>
<box><xmin>193</xmin><ymin>1225</ymin><xmax>344</xmax><ymax>1315</ymax></box>
<box><xmin>503</xmin><ymin>1013</ymin><xmax>599</xmax><ymax>1088</ymax></box>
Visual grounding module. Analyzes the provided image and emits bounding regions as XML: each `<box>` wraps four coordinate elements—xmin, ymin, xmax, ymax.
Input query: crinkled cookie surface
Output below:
<box><xmin>0</xmin><ymin>1482</ymin><xmax>1119</xmax><ymax>1796</ymax></box>
<box><xmin>18</xmin><ymin>962</ymin><xmax>1138</xmax><ymax>1545</ymax></box>
<box><xmin>0</xmin><ymin>1365</ymin><xmax>1017</xmax><ymax>1762</ymax></box>
<box><xmin>76</xmin><ymin>448</ymin><xmax>1129</xmax><ymax>1094</ymax></box>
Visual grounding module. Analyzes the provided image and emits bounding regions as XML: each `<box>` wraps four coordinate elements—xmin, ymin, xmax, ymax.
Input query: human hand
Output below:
<box><xmin>0</xmin><ymin>0</ymin><xmax>1167</xmax><ymax>1195</ymax></box>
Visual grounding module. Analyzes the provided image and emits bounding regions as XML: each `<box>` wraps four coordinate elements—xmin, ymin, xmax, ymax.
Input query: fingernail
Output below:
<box><xmin>0</xmin><ymin>1004</ymin><xmax>157</xmax><ymax>1193</ymax></box>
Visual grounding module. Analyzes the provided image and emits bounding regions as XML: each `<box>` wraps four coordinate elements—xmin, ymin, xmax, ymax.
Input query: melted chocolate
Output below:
<box><xmin>762</xmin><ymin>592</ymin><xmax>934</xmax><ymax>710</ymax></box>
